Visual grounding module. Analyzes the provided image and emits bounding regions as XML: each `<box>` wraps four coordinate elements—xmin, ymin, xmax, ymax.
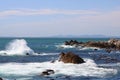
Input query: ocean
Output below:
<box><xmin>0</xmin><ymin>38</ymin><xmax>119</xmax><ymax>80</ymax></box>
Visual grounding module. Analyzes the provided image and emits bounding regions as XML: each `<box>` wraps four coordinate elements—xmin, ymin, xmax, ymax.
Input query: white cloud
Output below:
<box><xmin>0</xmin><ymin>9</ymin><xmax>100</xmax><ymax>17</ymax></box>
<box><xmin>0</xmin><ymin>9</ymin><xmax>120</xmax><ymax>37</ymax></box>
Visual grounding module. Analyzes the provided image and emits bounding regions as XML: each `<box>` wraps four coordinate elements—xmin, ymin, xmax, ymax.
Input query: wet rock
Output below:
<box><xmin>26</xmin><ymin>53</ymin><xmax>29</xmax><ymax>55</ymax></box>
<box><xmin>59</xmin><ymin>52</ymin><xmax>85</xmax><ymax>64</ymax></box>
<box><xmin>0</xmin><ymin>78</ymin><xmax>3</xmax><ymax>80</ymax></box>
<box><xmin>41</xmin><ymin>71</ymin><xmax>49</xmax><ymax>75</ymax></box>
<box><xmin>64</xmin><ymin>39</ymin><xmax>120</xmax><ymax>50</ymax></box>
<box><xmin>41</xmin><ymin>69</ymin><xmax>55</xmax><ymax>76</ymax></box>
<box><xmin>64</xmin><ymin>40</ymin><xmax>80</xmax><ymax>46</ymax></box>
<box><xmin>94</xmin><ymin>49</ymin><xmax>98</xmax><ymax>51</ymax></box>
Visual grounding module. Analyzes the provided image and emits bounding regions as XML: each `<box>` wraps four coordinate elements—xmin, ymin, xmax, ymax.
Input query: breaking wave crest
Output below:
<box><xmin>0</xmin><ymin>39</ymin><xmax>34</xmax><ymax>55</ymax></box>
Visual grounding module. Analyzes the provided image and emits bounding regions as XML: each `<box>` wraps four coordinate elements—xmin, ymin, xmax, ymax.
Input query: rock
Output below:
<box><xmin>64</xmin><ymin>39</ymin><xmax>120</xmax><ymax>51</ymax></box>
<box><xmin>26</xmin><ymin>53</ymin><xmax>29</xmax><ymax>55</ymax></box>
<box><xmin>64</xmin><ymin>40</ymin><xmax>80</xmax><ymax>46</ymax></box>
<box><xmin>41</xmin><ymin>69</ymin><xmax>55</xmax><ymax>76</ymax></box>
<box><xmin>41</xmin><ymin>71</ymin><xmax>49</xmax><ymax>75</ymax></box>
<box><xmin>64</xmin><ymin>41</ymin><xmax>70</xmax><ymax>45</ymax></box>
<box><xmin>108</xmin><ymin>39</ymin><xmax>120</xmax><ymax>50</ymax></box>
<box><xmin>0</xmin><ymin>78</ymin><xmax>3</xmax><ymax>80</ymax></box>
<box><xmin>94</xmin><ymin>49</ymin><xmax>98</xmax><ymax>51</ymax></box>
<box><xmin>46</xmin><ymin>69</ymin><xmax>54</xmax><ymax>74</ymax></box>
<box><xmin>59</xmin><ymin>52</ymin><xmax>85</xmax><ymax>64</ymax></box>
<box><xmin>108</xmin><ymin>39</ymin><xmax>118</xmax><ymax>44</ymax></box>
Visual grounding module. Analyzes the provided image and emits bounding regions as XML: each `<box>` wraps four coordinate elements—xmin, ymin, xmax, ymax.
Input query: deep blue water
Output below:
<box><xmin>0</xmin><ymin>38</ymin><xmax>120</xmax><ymax>80</ymax></box>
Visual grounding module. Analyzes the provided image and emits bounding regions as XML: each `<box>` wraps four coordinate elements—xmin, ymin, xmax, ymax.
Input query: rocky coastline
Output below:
<box><xmin>64</xmin><ymin>39</ymin><xmax>120</xmax><ymax>51</ymax></box>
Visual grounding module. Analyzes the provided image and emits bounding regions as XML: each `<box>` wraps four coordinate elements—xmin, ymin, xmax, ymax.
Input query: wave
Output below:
<box><xmin>0</xmin><ymin>58</ymin><xmax>117</xmax><ymax>80</ymax></box>
<box><xmin>0</xmin><ymin>39</ymin><xmax>34</xmax><ymax>55</ymax></box>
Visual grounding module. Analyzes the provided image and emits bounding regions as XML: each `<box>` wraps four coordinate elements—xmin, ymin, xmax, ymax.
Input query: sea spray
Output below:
<box><xmin>0</xmin><ymin>39</ymin><xmax>34</xmax><ymax>55</ymax></box>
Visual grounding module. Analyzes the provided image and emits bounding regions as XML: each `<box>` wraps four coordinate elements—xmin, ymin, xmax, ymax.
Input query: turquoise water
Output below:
<box><xmin>0</xmin><ymin>38</ymin><xmax>119</xmax><ymax>80</ymax></box>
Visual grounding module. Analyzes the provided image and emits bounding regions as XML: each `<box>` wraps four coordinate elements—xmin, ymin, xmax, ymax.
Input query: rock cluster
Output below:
<box><xmin>64</xmin><ymin>39</ymin><xmax>120</xmax><ymax>50</ymax></box>
<box><xmin>59</xmin><ymin>52</ymin><xmax>85</xmax><ymax>64</ymax></box>
<box><xmin>65</xmin><ymin>40</ymin><xmax>82</xmax><ymax>46</ymax></box>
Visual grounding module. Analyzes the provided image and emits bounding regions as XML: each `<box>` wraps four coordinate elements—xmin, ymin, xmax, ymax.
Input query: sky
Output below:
<box><xmin>0</xmin><ymin>0</ymin><xmax>120</xmax><ymax>37</ymax></box>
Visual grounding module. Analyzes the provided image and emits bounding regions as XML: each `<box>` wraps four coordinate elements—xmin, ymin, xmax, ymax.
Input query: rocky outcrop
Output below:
<box><xmin>64</xmin><ymin>40</ymin><xmax>82</xmax><ymax>46</ymax></box>
<box><xmin>64</xmin><ymin>39</ymin><xmax>120</xmax><ymax>50</ymax></box>
<box><xmin>59</xmin><ymin>52</ymin><xmax>85</xmax><ymax>64</ymax></box>
<box><xmin>108</xmin><ymin>39</ymin><xmax>120</xmax><ymax>50</ymax></box>
<box><xmin>84</xmin><ymin>41</ymin><xmax>111</xmax><ymax>48</ymax></box>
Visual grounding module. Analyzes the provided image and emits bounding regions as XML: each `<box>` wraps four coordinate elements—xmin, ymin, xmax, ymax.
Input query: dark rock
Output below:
<box><xmin>41</xmin><ymin>69</ymin><xmax>55</xmax><ymax>76</ymax></box>
<box><xmin>46</xmin><ymin>69</ymin><xmax>54</xmax><ymax>74</ymax></box>
<box><xmin>64</xmin><ymin>40</ymin><xmax>80</xmax><ymax>46</ymax></box>
<box><xmin>41</xmin><ymin>71</ymin><xmax>49</xmax><ymax>75</ymax></box>
<box><xmin>64</xmin><ymin>41</ymin><xmax>70</xmax><ymax>45</ymax></box>
<box><xmin>59</xmin><ymin>52</ymin><xmax>85</xmax><ymax>64</ymax></box>
<box><xmin>64</xmin><ymin>39</ymin><xmax>120</xmax><ymax>51</ymax></box>
<box><xmin>26</xmin><ymin>53</ymin><xmax>29</xmax><ymax>55</ymax></box>
<box><xmin>94</xmin><ymin>49</ymin><xmax>98</xmax><ymax>51</ymax></box>
<box><xmin>0</xmin><ymin>78</ymin><xmax>3</xmax><ymax>80</ymax></box>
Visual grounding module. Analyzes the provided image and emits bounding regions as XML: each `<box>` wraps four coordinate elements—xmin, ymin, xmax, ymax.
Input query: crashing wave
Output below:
<box><xmin>0</xmin><ymin>39</ymin><xmax>34</xmax><ymax>55</ymax></box>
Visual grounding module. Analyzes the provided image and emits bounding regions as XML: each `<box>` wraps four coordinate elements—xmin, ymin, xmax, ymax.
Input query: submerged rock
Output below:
<box><xmin>41</xmin><ymin>69</ymin><xmax>55</xmax><ymax>76</ymax></box>
<box><xmin>59</xmin><ymin>52</ymin><xmax>85</xmax><ymax>64</ymax></box>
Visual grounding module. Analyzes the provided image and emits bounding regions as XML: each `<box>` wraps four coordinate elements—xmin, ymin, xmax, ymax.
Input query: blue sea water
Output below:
<box><xmin>0</xmin><ymin>38</ymin><xmax>120</xmax><ymax>80</ymax></box>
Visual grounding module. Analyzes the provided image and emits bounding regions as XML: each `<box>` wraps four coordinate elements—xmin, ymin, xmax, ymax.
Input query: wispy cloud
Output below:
<box><xmin>1</xmin><ymin>8</ymin><xmax>120</xmax><ymax>37</ymax></box>
<box><xmin>0</xmin><ymin>9</ymin><xmax>100</xmax><ymax>17</ymax></box>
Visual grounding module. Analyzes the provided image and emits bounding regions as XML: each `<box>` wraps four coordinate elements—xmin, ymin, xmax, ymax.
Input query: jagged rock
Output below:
<box><xmin>59</xmin><ymin>52</ymin><xmax>85</xmax><ymax>64</ymax></box>
<box><xmin>108</xmin><ymin>39</ymin><xmax>120</xmax><ymax>49</ymax></box>
<box><xmin>64</xmin><ymin>39</ymin><xmax>120</xmax><ymax>50</ymax></box>
<box><xmin>64</xmin><ymin>40</ymin><xmax>80</xmax><ymax>46</ymax></box>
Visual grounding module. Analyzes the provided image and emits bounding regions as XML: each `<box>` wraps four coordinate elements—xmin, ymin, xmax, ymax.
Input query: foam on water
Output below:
<box><xmin>56</xmin><ymin>44</ymin><xmax>101</xmax><ymax>51</ymax></box>
<box><xmin>0</xmin><ymin>59</ymin><xmax>117</xmax><ymax>80</ymax></box>
<box><xmin>37</xmin><ymin>52</ymin><xmax>59</xmax><ymax>56</ymax></box>
<box><xmin>56</xmin><ymin>44</ymin><xmax>76</xmax><ymax>49</ymax></box>
<box><xmin>79</xmin><ymin>47</ymin><xmax>101</xmax><ymax>50</ymax></box>
<box><xmin>0</xmin><ymin>39</ymin><xmax>34</xmax><ymax>55</ymax></box>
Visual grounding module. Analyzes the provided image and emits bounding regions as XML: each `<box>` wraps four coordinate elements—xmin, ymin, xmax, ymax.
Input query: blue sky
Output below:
<box><xmin>0</xmin><ymin>0</ymin><xmax>120</xmax><ymax>37</ymax></box>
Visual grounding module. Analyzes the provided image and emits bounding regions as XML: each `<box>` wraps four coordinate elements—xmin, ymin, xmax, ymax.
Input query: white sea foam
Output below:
<box><xmin>56</xmin><ymin>44</ymin><xmax>76</xmax><ymax>49</ymax></box>
<box><xmin>0</xmin><ymin>39</ymin><xmax>34</xmax><ymax>55</ymax></box>
<box><xmin>36</xmin><ymin>52</ymin><xmax>59</xmax><ymax>56</ymax></box>
<box><xmin>0</xmin><ymin>59</ymin><xmax>117</xmax><ymax>79</ymax></box>
<box><xmin>56</xmin><ymin>44</ymin><xmax>101</xmax><ymax>51</ymax></box>
<box><xmin>79</xmin><ymin>47</ymin><xmax>101</xmax><ymax>50</ymax></box>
